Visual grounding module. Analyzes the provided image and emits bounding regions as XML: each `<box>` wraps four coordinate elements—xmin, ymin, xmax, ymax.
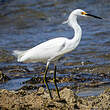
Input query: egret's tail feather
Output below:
<box><xmin>13</xmin><ymin>50</ymin><xmax>26</xmax><ymax>62</ymax></box>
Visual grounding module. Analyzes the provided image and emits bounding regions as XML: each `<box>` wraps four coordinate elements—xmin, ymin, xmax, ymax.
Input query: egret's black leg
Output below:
<box><xmin>43</xmin><ymin>62</ymin><xmax>53</xmax><ymax>99</ymax></box>
<box><xmin>53</xmin><ymin>65</ymin><xmax>60</xmax><ymax>99</ymax></box>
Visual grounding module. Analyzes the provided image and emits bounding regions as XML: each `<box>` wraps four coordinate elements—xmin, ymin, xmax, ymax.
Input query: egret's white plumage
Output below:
<box><xmin>13</xmin><ymin>9</ymin><xmax>102</xmax><ymax>99</ymax></box>
<box><xmin>14</xmin><ymin>36</ymin><xmax>81</xmax><ymax>63</ymax></box>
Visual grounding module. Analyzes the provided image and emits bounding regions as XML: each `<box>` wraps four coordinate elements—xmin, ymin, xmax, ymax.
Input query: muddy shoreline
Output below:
<box><xmin>0</xmin><ymin>87</ymin><xmax>110</xmax><ymax>110</ymax></box>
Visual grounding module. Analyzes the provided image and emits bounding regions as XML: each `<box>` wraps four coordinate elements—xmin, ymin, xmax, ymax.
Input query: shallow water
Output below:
<box><xmin>0</xmin><ymin>78</ymin><xmax>30</xmax><ymax>90</ymax></box>
<box><xmin>0</xmin><ymin>0</ymin><xmax>110</xmax><ymax>96</ymax></box>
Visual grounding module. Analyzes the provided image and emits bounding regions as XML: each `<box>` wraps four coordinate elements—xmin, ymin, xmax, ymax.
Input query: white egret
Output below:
<box><xmin>13</xmin><ymin>9</ymin><xmax>102</xmax><ymax>99</ymax></box>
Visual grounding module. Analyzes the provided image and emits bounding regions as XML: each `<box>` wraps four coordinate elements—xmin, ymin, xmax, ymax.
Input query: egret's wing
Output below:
<box><xmin>17</xmin><ymin>37</ymin><xmax>67</xmax><ymax>62</ymax></box>
<box><xmin>29</xmin><ymin>37</ymin><xmax>67</xmax><ymax>56</ymax></box>
<box><xmin>37</xmin><ymin>37</ymin><xmax>66</xmax><ymax>52</ymax></box>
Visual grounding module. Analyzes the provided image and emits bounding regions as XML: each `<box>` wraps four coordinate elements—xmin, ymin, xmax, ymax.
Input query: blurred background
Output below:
<box><xmin>0</xmin><ymin>0</ymin><xmax>110</xmax><ymax>94</ymax></box>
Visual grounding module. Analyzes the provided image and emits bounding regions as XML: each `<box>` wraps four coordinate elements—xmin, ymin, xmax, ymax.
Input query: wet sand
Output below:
<box><xmin>0</xmin><ymin>87</ymin><xmax>110</xmax><ymax>110</ymax></box>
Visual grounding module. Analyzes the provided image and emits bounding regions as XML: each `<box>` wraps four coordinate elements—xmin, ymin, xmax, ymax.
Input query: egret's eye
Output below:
<box><xmin>81</xmin><ymin>12</ymin><xmax>87</xmax><ymax>15</ymax></box>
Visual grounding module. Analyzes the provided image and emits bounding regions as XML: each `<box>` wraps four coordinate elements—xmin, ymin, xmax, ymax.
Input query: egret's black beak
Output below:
<box><xmin>86</xmin><ymin>13</ymin><xmax>102</xmax><ymax>19</ymax></box>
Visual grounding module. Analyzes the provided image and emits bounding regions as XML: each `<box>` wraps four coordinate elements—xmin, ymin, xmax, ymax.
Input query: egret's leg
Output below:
<box><xmin>43</xmin><ymin>62</ymin><xmax>53</xmax><ymax>99</ymax></box>
<box><xmin>53</xmin><ymin>65</ymin><xmax>60</xmax><ymax>99</ymax></box>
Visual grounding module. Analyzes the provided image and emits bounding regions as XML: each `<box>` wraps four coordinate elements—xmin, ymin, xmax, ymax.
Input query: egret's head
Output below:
<box><xmin>72</xmin><ymin>9</ymin><xmax>87</xmax><ymax>16</ymax></box>
<box><xmin>73</xmin><ymin>9</ymin><xmax>102</xmax><ymax>19</ymax></box>
<box><xmin>62</xmin><ymin>9</ymin><xmax>102</xmax><ymax>25</ymax></box>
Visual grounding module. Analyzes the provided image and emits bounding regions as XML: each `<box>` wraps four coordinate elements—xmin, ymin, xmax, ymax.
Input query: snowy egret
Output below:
<box><xmin>13</xmin><ymin>9</ymin><xmax>102</xmax><ymax>99</ymax></box>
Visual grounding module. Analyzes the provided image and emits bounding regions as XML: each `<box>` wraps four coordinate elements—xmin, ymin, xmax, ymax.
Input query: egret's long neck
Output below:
<box><xmin>68</xmin><ymin>14</ymin><xmax>82</xmax><ymax>48</ymax></box>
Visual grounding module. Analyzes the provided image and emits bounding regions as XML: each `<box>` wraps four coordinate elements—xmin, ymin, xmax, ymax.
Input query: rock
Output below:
<box><xmin>60</xmin><ymin>88</ymin><xmax>76</xmax><ymax>104</ymax></box>
<box><xmin>37</xmin><ymin>87</ymin><xmax>45</xmax><ymax>95</ymax></box>
<box><xmin>0</xmin><ymin>71</ymin><xmax>10</xmax><ymax>83</ymax></box>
